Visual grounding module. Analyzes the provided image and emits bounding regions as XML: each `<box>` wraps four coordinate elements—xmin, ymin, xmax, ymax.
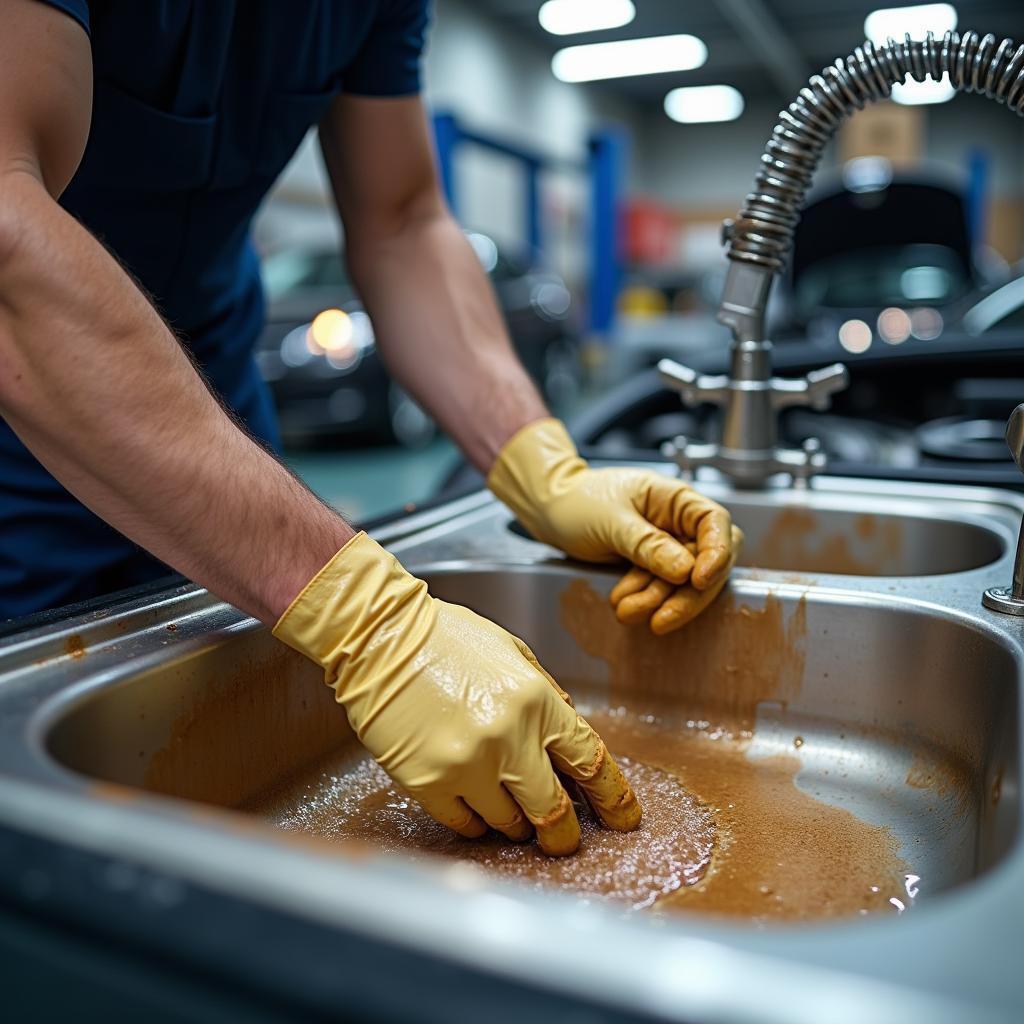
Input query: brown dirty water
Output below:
<box><xmin>247</xmin><ymin>709</ymin><xmax>915</xmax><ymax>924</ymax></box>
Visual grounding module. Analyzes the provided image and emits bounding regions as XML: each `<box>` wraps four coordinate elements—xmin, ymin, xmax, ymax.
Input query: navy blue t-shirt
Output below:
<box><xmin>44</xmin><ymin>0</ymin><xmax>428</xmax><ymax>357</ymax></box>
<box><xmin>0</xmin><ymin>1</ymin><xmax>429</xmax><ymax>617</ymax></box>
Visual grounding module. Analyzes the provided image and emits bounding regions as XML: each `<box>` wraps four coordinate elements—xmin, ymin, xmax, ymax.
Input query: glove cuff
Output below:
<box><xmin>272</xmin><ymin>531</ymin><xmax>428</xmax><ymax>692</ymax></box>
<box><xmin>486</xmin><ymin>418</ymin><xmax>585</xmax><ymax>540</ymax></box>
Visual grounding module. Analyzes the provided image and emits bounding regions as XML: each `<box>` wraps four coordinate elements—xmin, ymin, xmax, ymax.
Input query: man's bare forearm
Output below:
<box><xmin>346</xmin><ymin>209</ymin><xmax>548</xmax><ymax>472</ymax></box>
<box><xmin>0</xmin><ymin>171</ymin><xmax>353</xmax><ymax>622</ymax></box>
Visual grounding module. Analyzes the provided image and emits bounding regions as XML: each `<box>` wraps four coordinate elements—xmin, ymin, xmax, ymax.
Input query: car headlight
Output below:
<box><xmin>280</xmin><ymin>308</ymin><xmax>376</xmax><ymax>372</ymax></box>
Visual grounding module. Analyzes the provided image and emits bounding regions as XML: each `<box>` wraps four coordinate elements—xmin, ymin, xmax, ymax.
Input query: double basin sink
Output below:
<box><xmin>0</xmin><ymin>470</ymin><xmax>1022</xmax><ymax>1021</ymax></box>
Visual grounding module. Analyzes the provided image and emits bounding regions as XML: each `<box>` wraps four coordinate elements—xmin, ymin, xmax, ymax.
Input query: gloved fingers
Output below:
<box><xmin>412</xmin><ymin>790</ymin><xmax>488</xmax><ymax>840</ymax></box>
<box><xmin>649</xmin><ymin>528</ymin><xmax>742</xmax><ymax>634</ymax></box>
<box><xmin>649</xmin><ymin>575</ymin><xmax>729</xmax><ymax>635</ymax></box>
<box><xmin>512</xmin><ymin>636</ymin><xmax>574</xmax><ymax>708</ymax></box>
<box><xmin>546</xmin><ymin>708</ymin><xmax>642</xmax><ymax>833</ymax></box>
<box><xmin>503</xmin><ymin>753</ymin><xmax>581</xmax><ymax>856</ymax></box>
<box><xmin>609</xmin><ymin>566</ymin><xmax>654</xmax><ymax>605</ymax></box>
<box><xmin>615</xmin><ymin>514</ymin><xmax>695</xmax><ymax>584</ymax></box>
<box><xmin>637</xmin><ymin>475</ymin><xmax>734</xmax><ymax>590</ymax></box>
<box><xmin>464</xmin><ymin>784</ymin><xmax>535</xmax><ymax>843</ymax></box>
<box><xmin>612</xmin><ymin>574</ymin><xmax>675</xmax><ymax>626</ymax></box>
<box><xmin>691</xmin><ymin>505</ymin><xmax>735</xmax><ymax>590</ymax></box>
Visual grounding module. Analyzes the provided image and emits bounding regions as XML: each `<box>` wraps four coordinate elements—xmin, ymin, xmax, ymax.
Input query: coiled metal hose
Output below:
<box><xmin>726</xmin><ymin>30</ymin><xmax>1024</xmax><ymax>274</ymax></box>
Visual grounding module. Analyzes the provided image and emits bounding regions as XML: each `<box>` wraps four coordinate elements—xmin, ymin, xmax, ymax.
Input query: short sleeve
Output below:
<box><xmin>342</xmin><ymin>0</ymin><xmax>430</xmax><ymax>97</ymax></box>
<box><xmin>33</xmin><ymin>0</ymin><xmax>90</xmax><ymax>35</ymax></box>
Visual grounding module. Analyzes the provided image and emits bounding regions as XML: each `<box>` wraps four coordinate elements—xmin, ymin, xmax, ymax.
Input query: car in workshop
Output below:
<box><xmin>255</xmin><ymin>232</ymin><xmax>579</xmax><ymax>446</ymax></box>
<box><xmin>771</xmin><ymin>159</ymin><xmax>1000</xmax><ymax>351</ymax></box>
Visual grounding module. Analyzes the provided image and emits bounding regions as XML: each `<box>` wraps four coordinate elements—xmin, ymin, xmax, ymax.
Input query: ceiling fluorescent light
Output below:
<box><xmin>664</xmin><ymin>85</ymin><xmax>744</xmax><ymax>123</ymax></box>
<box><xmin>891</xmin><ymin>73</ymin><xmax>956</xmax><ymax>104</ymax></box>
<box><xmin>552</xmin><ymin>34</ymin><xmax>707</xmax><ymax>83</ymax></box>
<box><xmin>539</xmin><ymin>0</ymin><xmax>636</xmax><ymax>36</ymax></box>
<box><xmin>864</xmin><ymin>4</ymin><xmax>957</xmax><ymax>45</ymax></box>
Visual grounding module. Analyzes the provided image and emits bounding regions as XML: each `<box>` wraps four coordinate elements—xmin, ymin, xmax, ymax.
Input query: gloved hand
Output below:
<box><xmin>610</xmin><ymin>525</ymin><xmax>744</xmax><ymax>634</ymax></box>
<box><xmin>487</xmin><ymin>418</ymin><xmax>739</xmax><ymax>633</ymax></box>
<box><xmin>273</xmin><ymin>532</ymin><xmax>641</xmax><ymax>856</ymax></box>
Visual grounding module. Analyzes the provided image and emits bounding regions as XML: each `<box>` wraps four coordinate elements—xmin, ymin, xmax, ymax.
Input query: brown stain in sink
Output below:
<box><xmin>559</xmin><ymin>581</ymin><xmax>807</xmax><ymax>734</ymax></box>
<box><xmin>64</xmin><ymin>634</ymin><xmax>86</xmax><ymax>660</ymax></box>
<box><xmin>743</xmin><ymin>508</ymin><xmax>902</xmax><ymax>577</ymax></box>
<box><xmin>144</xmin><ymin>645</ymin><xmax>345</xmax><ymax>808</ymax></box>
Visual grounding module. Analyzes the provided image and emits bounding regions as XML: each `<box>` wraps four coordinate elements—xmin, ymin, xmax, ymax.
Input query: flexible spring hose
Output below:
<box><xmin>727</xmin><ymin>30</ymin><xmax>1024</xmax><ymax>272</ymax></box>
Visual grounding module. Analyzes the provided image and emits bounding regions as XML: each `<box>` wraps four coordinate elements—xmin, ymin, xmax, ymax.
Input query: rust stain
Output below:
<box><xmin>743</xmin><ymin>508</ymin><xmax>903</xmax><ymax>577</ymax></box>
<box><xmin>143</xmin><ymin>644</ymin><xmax>346</xmax><ymax>809</ymax></box>
<box><xmin>559</xmin><ymin>581</ymin><xmax>807</xmax><ymax>735</ymax></box>
<box><xmin>64</xmin><ymin>634</ymin><xmax>86</xmax><ymax>660</ymax></box>
<box><xmin>166</xmin><ymin>623</ymin><xmax>178</xmax><ymax>633</ymax></box>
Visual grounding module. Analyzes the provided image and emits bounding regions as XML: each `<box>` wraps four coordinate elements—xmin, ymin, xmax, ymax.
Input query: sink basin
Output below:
<box><xmin>2</xmin><ymin>478</ymin><xmax>1024</xmax><ymax>1022</ymax></box>
<box><xmin>43</xmin><ymin>567</ymin><xmax>1019</xmax><ymax>917</ymax></box>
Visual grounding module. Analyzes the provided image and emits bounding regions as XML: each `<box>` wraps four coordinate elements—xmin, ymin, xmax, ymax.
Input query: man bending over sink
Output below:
<box><xmin>0</xmin><ymin>0</ymin><xmax>739</xmax><ymax>854</ymax></box>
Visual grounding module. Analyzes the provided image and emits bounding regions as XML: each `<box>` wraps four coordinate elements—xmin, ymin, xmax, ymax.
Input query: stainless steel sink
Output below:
<box><xmin>1</xmin><ymin>474</ymin><xmax>1023</xmax><ymax>1022</ymax></box>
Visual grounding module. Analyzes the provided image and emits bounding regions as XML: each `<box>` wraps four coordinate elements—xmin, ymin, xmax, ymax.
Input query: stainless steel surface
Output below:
<box><xmin>983</xmin><ymin>403</ymin><xmax>1024</xmax><ymax>614</ymax></box>
<box><xmin>668</xmin><ymin>29</ymin><xmax>1024</xmax><ymax>490</ymax></box>
<box><xmin>1</xmin><ymin>475</ymin><xmax>1024</xmax><ymax>1022</ymax></box>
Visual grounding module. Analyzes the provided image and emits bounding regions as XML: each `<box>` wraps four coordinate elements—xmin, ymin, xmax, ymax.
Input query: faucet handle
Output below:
<box><xmin>658</xmin><ymin>358</ymin><xmax>730</xmax><ymax>408</ymax></box>
<box><xmin>804</xmin><ymin>363</ymin><xmax>850</xmax><ymax>410</ymax></box>
<box><xmin>771</xmin><ymin>362</ymin><xmax>849</xmax><ymax>411</ymax></box>
<box><xmin>1005</xmin><ymin>403</ymin><xmax>1024</xmax><ymax>474</ymax></box>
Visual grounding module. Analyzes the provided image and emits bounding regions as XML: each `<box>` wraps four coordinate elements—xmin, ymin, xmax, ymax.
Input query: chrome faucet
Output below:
<box><xmin>983</xmin><ymin>404</ymin><xmax>1024</xmax><ymax>616</ymax></box>
<box><xmin>658</xmin><ymin>343</ymin><xmax>848</xmax><ymax>488</ymax></box>
<box><xmin>661</xmin><ymin>28</ymin><xmax>1024</xmax><ymax>489</ymax></box>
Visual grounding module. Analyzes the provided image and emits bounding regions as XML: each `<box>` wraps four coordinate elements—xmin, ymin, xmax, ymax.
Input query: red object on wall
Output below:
<box><xmin>623</xmin><ymin>199</ymin><xmax>678</xmax><ymax>265</ymax></box>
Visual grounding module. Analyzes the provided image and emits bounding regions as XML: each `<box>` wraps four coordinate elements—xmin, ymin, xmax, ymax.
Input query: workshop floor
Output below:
<box><xmin>286</xmin><ymin>437</ymin><xmax>460</xmax><ymax>522</ymax></box>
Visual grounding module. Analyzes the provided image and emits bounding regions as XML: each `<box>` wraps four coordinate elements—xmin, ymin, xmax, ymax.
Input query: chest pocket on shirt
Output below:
<box><xmin>254</xmin><ymin>89</ymin><xmax>338</xmax><ymax>179</ymax></box>
<box><xmin>80</xmin><ymin>79</ymin><xmax>217</xmax><ymax>192</ymax></box>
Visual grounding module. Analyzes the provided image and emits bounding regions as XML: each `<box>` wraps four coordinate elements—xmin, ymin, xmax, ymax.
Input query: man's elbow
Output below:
<box><xmin>0</xmin><ymin>168</ymin><xmax>47</xmax><ymax>273</ymax></box>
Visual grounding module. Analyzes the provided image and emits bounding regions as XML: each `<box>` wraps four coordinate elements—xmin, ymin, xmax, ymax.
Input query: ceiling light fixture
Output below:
<box><xmin>551</xmin><ymin>34</ymin><xmax>707</xmax><ymax>83</ymax></box>
<box><xmin>664</xmin><ymin>84</ymin><xmax>744</xmax><ymax>123</ymax></box>
<box><xmin>538</xmin><ymin>0</ymin><xmax>636</xmax><ymax>37</ymax></box>
<box><xmin>891</xmin><ymin>73</ymin><xmax>956</xmax><ymax>104</ymax></box>
<box><xmin>864</xmin><ymin>4</ymin><xmax>958</xmax><ymax>46</ymax></box>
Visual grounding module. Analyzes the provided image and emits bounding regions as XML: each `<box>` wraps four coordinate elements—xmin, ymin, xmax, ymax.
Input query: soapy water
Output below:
<box><xmin>262</xmin><ymin>755</ymin><xmax>717</xmax><ymax>912</ymax></box>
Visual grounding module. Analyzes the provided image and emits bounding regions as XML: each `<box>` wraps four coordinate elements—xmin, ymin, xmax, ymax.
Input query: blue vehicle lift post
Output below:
<box><xmin>431</xmin><ymin>111</ymin><xmax>627</xmax><ymax>343</ymax></box>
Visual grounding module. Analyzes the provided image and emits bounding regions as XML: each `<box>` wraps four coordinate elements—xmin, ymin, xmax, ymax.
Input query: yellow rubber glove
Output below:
<box><xmin>273</xmin><ymin>532</ymin><xmax>641</xmax><ymax>856</ymax></box>
<box><xmin>610</xmin><ymin>525</ymin><xmax>744</xmax><ymax>635</ymax></box>
<box><xmin>487</xmin><ymin>418</ymin><xmax>738</xmax><ymax>627</ymax></box>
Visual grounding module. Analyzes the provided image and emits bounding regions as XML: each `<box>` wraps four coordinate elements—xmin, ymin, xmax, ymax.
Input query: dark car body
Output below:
<box><xmin>256</xmin><ymin>234</ymin><xmax>578</xmax><ymax>445</ymax></box>
<box><xmin>771</xmin><ymin>162</ymin><xmax>991</xmax><ymax>349</ymax></box>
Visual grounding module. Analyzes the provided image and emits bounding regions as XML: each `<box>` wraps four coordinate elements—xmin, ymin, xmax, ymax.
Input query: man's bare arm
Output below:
<box><xmin>319</xmin><ymin>94</ymin><xmax>548</xmax><ymax>472</ymax></box>
<box><xmin>0</xmin><ymin>0</ymin><xmax>353</xmax><ymax>622</ymax></box>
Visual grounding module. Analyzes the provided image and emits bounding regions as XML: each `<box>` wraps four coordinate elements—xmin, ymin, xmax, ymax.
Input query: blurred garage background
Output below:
<box><xmin>253</xmin><ymin>0</ymin><xmax>1024</xmax><ymax>520</ymax></box>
